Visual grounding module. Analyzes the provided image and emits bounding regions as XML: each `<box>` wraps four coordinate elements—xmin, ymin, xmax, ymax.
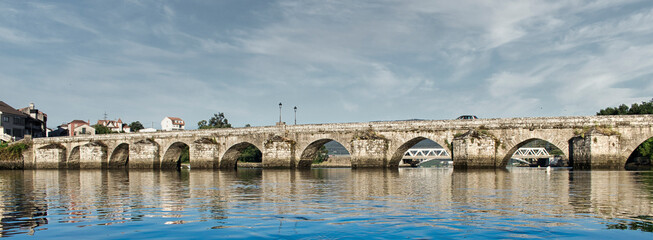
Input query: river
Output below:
<box><xmin>0</xmin><ymin>167</ymin><xmax>652</xmax><ymax>239</ymax></box>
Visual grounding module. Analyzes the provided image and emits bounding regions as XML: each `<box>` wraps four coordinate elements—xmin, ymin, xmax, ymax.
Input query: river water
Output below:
<box><xmin>0</xmin><ymin>167</ymin><xmax>652</xmax><ymax>239</ymax></box>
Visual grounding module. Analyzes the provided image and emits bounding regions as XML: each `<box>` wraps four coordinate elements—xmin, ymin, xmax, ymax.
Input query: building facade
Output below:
<box><xmin>68</xmin><ymin>120</ymin><xmax>95</xmax><ymax>136</ymax></box>
<box><xmin>161</xmin><ymin>117</ymin><xmax>185</xmax><ymax>131</ymax></box>
<box><xmin>97</xmin><ymin>119</ymin><xmax>131</xmax><ymax>133</ymax></box>
<box><xmin>0</xmin><ymin>101</ymin><xmax>28</xmax><ymax>141</ymax></box>
<box><xmin>18</xmin><ymin>103</ymin><xmax>47</xmax><ymax>138</ymax></box>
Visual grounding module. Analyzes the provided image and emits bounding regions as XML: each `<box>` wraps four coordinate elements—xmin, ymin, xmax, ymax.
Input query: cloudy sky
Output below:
<box><xmin>1</xmin><ymin>0</ymin><xmax>652</xmax><ymax>129</ymax></box>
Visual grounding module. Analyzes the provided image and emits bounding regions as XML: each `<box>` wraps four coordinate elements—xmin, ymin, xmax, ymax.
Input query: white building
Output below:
<box><xmin>161</xmin><ymin>117</ymin><xmax>185</xmax><ymax>131</ymax></box>
<box><xmin>97</xmin><ymin>119</ymin><xmax>131</xmax><ymax>133</ymax></box>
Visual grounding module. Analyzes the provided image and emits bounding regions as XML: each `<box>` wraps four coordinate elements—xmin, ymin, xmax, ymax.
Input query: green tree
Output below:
<box><xmin>238</xmin><ymin>145</ymin><xmax>262</xmax><ymax>162</ymax></box>
<box><xmin>638</xmin><ymin>138</ymin><xmax>653</xmax><ymax>161</ymax></box>
<box><xmin>93</xmin><ymin>124</ymin><xmax>112</xmax><ymax>134</ymax></box>
<box><xmin>597</xmin><ymin>99</ymin><xmax>653</xmax><ymax>115</ymax></box>
<box><xmin>179</xmin><ymin>145</ymin><xmax>190</xmax><ymax>163</ymax></box>
<box><xmin>129</xmin><ymin>121</ymin><xmax>144</xmax><ymax>132</ymax></box>
<box><xmin>313</xmin><ymin>145</ymin><xmax>329</xmax><ymax>163</ymax></box>
<box><xmin>198</xmin><ymin>113</ymin><xmax>232</xmax><ymax>129</ymax></box>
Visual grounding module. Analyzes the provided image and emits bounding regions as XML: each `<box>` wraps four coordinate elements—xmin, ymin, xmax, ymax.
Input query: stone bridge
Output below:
<box><xmin>22</xmin><ymin>115</ymin><xmax>653</xmax><ymax>170</ymax></box>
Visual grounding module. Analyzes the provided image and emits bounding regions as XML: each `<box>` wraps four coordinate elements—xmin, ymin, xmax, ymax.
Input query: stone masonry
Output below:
<box><xmin>19</xmin><ymin>115</ymin><xmax>653</xmax><ymax>170</ymax></box>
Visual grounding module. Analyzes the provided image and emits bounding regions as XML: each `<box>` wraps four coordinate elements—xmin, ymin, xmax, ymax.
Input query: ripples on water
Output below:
<box><xmin>0</xmin><ymin>168</ymin><xmax>652</xmax><ymax>239</ymax></box>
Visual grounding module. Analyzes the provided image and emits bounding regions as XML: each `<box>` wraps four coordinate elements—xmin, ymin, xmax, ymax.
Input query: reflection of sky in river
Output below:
<box><xmin>0</xmin><ymin>168</ymin><xmax>652</xmax><ymax>238</ymax></box>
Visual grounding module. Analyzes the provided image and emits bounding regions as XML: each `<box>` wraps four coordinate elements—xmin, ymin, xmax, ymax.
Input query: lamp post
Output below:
<box><xmin>278</xmin><ymin>102</ymin><xmax>282</xmax><ymax>124</ymax></box>
<box><xmin>294</xmin><ymin>106</ymin><xmax>297</xmax><ymax>125</ymax></box>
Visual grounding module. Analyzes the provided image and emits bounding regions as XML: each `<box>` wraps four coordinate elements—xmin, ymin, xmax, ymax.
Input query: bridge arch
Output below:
<box><xmin>109</xmin><ymin>143</ymin><xmax>129</xmax><ymax>168</ymax></box>
<box><xmin>68</xmin><ymin>145</ymin><xmax>81</xmax><ymax>169</ymax></box>
<box><xmin>36</xmin><ymin>143</ymin><xmax>67</xmax><ymax>169</ymax></box>
<box><xmin>298</xmin><ymin>139</ymin><xmax>351</xmax><ymax>168</ymax></box>
<box><xmin>221</xmin><ymin>142</ymin><xmax>262</xmax><ymax>169</ymax></box>
<box><xmin>389</xmin><ymin>137</ymin><xmax>451</xmax><ymax>168</ymax></box>
<box><xmin>624</xmin><ymin>135</ymin><xmax>653</xmax><ymax>169</ymax></box>
<box><xmin>500</xmin><ymin>138</ymin><xmax>567</xmax><ymax>167</ymax></box>
<box><xmin>161</xmin><ymin>142</ymin><xmax>190</xmax><ymax>169</ymax></box>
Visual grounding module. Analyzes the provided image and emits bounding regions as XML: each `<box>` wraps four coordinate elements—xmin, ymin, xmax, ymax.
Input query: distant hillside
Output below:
<box><xmin>323</xmin><ymin>139</ymin><xmax>443</xmax><ymax>156</ymax></box>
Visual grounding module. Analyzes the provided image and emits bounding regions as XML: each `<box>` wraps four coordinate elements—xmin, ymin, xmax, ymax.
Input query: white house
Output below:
<box><xmin>97</xmin><ymin>119</ymin><xmax>131</xmax><ymax>133</ymax></box>
<box><xmin>161</xmin><ymin>117</ymin><xmax>185</xmax><ymax>131</ymax></box>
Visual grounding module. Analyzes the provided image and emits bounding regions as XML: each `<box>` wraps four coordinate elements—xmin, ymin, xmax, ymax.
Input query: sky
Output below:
<box><xmin>1</xmin><ymin>0</ymin><xmax>653</xmax><ymax>129</ymax></box>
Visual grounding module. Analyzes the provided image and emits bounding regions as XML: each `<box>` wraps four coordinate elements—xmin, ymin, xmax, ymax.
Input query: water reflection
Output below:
<box><xmin>0</xmin><ymin>168</ymin><xmax>651</xmax><ymax>238</ymax></box>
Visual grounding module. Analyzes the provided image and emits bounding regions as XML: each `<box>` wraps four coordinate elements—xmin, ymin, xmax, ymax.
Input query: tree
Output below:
<box><xmin>313</xmin><ymin>145</ymin><xmax>329</xmax><ymax>163</ymax></box>
<box><xmin>129</xmin><ymin>121</ymin><xmax>144</xmax><ymax>132</ymax></box>
<box><xmin>238</xmin><ymin>145</ymin><xmax>262</xmax><ymax>162</ymax></box>
<box><xmin>93</xmin><ymin>124</ymin><xmax>112</xmax><ymax>134</ymax></box>
<box><xmin>198</xmin><ymin>113</ymin><xmax>232</xmax><ymax>129</ymax></box>
<box><xmin>179</xmin><ymin>145</ymin><xmax>190</xmax><ymax>163</ymax></box>
<box><xmin>597</xmin><ymin>99</ymin><xmax>653</xmax><ymax>115</ymax></box>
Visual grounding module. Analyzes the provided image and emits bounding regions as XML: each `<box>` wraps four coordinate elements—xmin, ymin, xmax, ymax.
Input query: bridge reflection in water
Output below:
<box><xmin>0</xmin><ymin>168</ymin><xmax>652</xmax><ymax>238</ymax></box>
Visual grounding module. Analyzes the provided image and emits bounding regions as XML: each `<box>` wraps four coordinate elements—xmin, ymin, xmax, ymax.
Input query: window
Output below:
<box><xmin>2</xmin><ymin>116</ymin><xmax>8</xmax><ymax>122</ymax></box>
<box><xmin>13</xmin><ymin>117</ymin><xmax>21</xmax><ymax>124</ymax></box>
<box><xmin>81</xmin><ymin>128</ymin><xmax>86</xmax><ymax>134</ymax></box>
<box><xmin>13</xmin><ymin>129</ymin><xmax>23</xmax><ymax>137</ymax></box>
<box><xmin>5</xmin><ymin>129</ymin><xmax>11</xmax><ymax>135</ymax></box>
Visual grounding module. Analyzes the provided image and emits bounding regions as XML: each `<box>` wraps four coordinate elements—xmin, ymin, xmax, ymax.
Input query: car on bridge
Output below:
<box><xmin>456</xmin><ymin>115</ymin><xmax>478</xmax><ymax>120</ymax></box>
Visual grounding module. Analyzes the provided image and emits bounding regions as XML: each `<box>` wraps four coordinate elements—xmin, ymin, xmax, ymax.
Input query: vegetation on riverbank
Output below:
<box><xmin>0</xmin><ymin>142</ymin><xmax>29</xmax><ymax>161</ymax></box>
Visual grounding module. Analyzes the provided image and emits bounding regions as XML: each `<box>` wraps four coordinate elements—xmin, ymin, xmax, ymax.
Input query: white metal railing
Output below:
<box><xmin>403</xmin><ymin>148</ymin><xmax>450</xmax><ymax>160</ymax></box>
<box><xmin>512</xmin><ymin>147</ymin><xmax>550</xmax><ymax>158</ymax></box>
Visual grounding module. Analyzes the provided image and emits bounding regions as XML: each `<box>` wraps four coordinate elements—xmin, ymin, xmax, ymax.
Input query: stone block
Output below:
<box><xmin>571</xmin><ymin>130</ymin><xmax>622</xmax><ymax>169</ymax></box>
<box><xmin>35</xmin><ymin>145</ymin><xmax>66</xmax><ymax>169</ymax></box>
<box><xmin>350</xmin><ymin>139</ymin><xmax>387</xmax><ymax>168</ymax></box>
<box><xmin>190</xmin><ymin>141</ymin><xmax>219</xmax><ymax>169</ymax></box>
<box><xmin>263</xmin><ymin>140</ymin><xmax>295</xmax><ymax>168</ymax></box>
<box><xmin>79</xmin><ymin>143</ymin><xmax>107</xmax><ymax>169</ymax></box>
<box><xmin>453</xmin><ymin>131</ymin><xmax>497</xmax><ymax>169</ymax></box>
<box><xmin>129</xmin><ymin>140</ymin><xmax>160</xmax><ymax>169</ymax></box>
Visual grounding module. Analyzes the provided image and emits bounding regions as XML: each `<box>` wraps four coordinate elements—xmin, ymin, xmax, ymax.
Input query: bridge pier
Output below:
<box><xmin>35</xmin><ymin>144</ymin><xmax>66</xmax><ymax>169</ymax></box>
<box><xmin>129</xmin><ymin>139</ymin><xmax>160</xmax><ymax>169</ymax></box>
<box><xmin>452</xmin><ymin>130</ymin><xmax>497</xmax><ymax>169</ymax></box>
<box><xmin>350</xmin><ymin>139</ymin><xmax>388</xmax><ymax>168</ymax></box>
<box><xmin>79</xmin><ymin>142</ymin><xmax>108</xmax><ymax>169</ymax></box>
<box><xmin>571</xmin><ymin>129</ymin><xmax>623</xmax><ymax>169</ymax></box>
<box><xmin>263</xmin><ymin>138</ymin><xmax>295</xmax><ymax>168</ymax></box>
<box><xmin>190</xmin><ymin>140</ymin><xmax>220</xmax><ymax>169</ymax></box>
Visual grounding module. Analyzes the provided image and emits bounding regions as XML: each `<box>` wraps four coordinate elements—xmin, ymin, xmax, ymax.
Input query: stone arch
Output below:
<box><xmin>36</xmin><ymin>143</ymin><xmax>67</xmax><ymax>169</ymax></box>
<box><xmin>499</xmin><ymin>138</ymin><xmax>568</xmax><ymax>167</ymax></box>
<box><xmin>298</xmin><ymin>138</ymin><xmax>352</xmax><ymax>169</ymax></box>
<box><xmin>624</xmin><ymin>134</ymin><xmax>653</xmax><ymax>169</ymax></box>
<box><xmin>161</xmin><ymin>142</ymin><xmax>189</xmax><ymax>169</ymax></box>
<box><xmin>109</xmin><ymin>143</ymin><xmax>129</xmax><ymax>168</ymax></box>
<box><xmin>68</xmin><ymin>145</ymin><xmax>81</xmax><ymax>169</ymax></box>
<box><xmin>389</xmin><ymin>136</ymin><xmax>451</xmax><ymax>168</ymax></box>
<box><xmin>221</xmin><ymin>142</ymin><xmax>261</xmax><ymax>169</ymax></box>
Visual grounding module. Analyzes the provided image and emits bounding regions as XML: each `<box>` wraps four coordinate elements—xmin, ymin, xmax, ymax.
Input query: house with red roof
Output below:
<box><xmin>68</xmin><ymin>120</ymin><xmax>94</xmax><ymax>136</ymax></box>
<box><xmin>97</xmin><ymin>119</ymin><xmax>131</xmax><ymax>133</ymax></box>
<box><xmin>161</xmin><ymin>117</ymin><xmax>185</xmax><ymax>131</ymax></box>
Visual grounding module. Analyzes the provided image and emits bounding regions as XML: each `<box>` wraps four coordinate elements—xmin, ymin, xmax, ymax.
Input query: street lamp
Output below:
<box><xmin>278</xmin><ymin>102</ymin><xmax>282</xmax><ymax>124</ymax></box>
<box><xmin>294</xmin><ymin>106</ymin><xmax>297</xmax><ymax>125</ymax></box>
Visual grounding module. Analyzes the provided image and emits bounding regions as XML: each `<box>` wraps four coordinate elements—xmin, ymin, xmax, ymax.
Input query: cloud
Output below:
<box><xmin>2</xmin><ymin>0</ymin><xmax>653</xmax><ymax>127</ymax></box>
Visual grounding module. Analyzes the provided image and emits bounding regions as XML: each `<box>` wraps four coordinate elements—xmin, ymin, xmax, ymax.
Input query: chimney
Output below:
<box><xmin>29</xmin><ymin>103</ymin><xmax>35</xmax><ymax>110</ymax></box>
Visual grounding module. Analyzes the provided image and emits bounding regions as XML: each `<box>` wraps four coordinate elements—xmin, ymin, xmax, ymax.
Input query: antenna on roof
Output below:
<box><xmin>103</xmin><ymin>112</ymin><xmax>108</xmax><ymax>121</ymax></box>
